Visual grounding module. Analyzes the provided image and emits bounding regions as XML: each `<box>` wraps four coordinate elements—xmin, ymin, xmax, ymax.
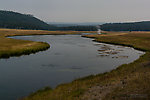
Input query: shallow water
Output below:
<box><xmin>0</xmin><ymin>35</ymin><xmax>144</xmax><ymax>100</ymax></box>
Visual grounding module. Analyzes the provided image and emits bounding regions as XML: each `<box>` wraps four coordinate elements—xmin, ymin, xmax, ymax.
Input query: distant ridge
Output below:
<box><xmin>0</xmin><ymin>10</ymin><xmax>54</xmax><ymax>30</ymax></box>
<box><xmin>47</xmin><ymin>22</ymin><xmax>104</xmax><ymax>27</ymax></box>
<box><xmin>100</xmin><ymin>21</ymin><xmax>150</xmax><ymax>31</ymax></box>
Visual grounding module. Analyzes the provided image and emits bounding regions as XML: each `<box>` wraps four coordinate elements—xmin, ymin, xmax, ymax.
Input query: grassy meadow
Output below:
<box><xmin>22</xmin><ymin>31</ymin><xmax>150</xmax><ymax>100</ymax></box>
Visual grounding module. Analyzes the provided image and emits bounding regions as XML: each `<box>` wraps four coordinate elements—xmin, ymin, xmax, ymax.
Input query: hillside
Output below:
<box><xmin>100</xmin><ymin>21</ymin><xmax>150</xmax><ymax>31</ymax></box>
<box><xmin>0</xmin><ymin>10</ymin><xmax>55</xmax><ymax>30</ymax></box>
<box><xmin>0</xmin><ymin>10</ymin><xmax>97</xmax><ymax>31</ymax></box>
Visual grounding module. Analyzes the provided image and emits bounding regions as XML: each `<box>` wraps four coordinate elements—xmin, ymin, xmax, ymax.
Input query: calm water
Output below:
<box><xmin>0</xmin><ymin>35</ymin><xmax>144</xmax><ymax>100</ymax></box>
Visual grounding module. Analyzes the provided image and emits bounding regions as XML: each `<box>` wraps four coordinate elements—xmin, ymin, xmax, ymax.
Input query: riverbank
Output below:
<box><xmin>0</xmin><ymin>29</ymin><xmax>89</xmax><ymax>58</ymax></box>
<box><xmin>22</xmin><ymin>31</ymin><xmax>150</xmax><ymax>100</ymax></box>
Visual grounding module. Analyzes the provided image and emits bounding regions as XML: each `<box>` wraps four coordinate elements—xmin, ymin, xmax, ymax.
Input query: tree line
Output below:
<box><xmin>100</xmin><ymin>21</ymin><xmax>150</xmax><ymax>31</ymax></box>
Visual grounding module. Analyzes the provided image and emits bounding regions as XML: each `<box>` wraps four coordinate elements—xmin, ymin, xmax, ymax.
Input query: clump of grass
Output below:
<box><xmin>0</xmin><ymin>42</ymin><xmax>50</xmax><ymax>58</ymax></box>
<box><xmin>29</xmin><ymin>86</ymin><xmax>52</xmax><ymax>97</ymax></box>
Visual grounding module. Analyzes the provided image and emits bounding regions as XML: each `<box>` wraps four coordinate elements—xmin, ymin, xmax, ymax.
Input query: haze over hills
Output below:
<box><xmin>47</xmin><ymin>22</ymin><xmax>104</xmax><ymax>27</ymax></box>
<box><xmin>2</xmin><ymin>10</ymin><xmax>150</xmax><ymax>32</ymax></box>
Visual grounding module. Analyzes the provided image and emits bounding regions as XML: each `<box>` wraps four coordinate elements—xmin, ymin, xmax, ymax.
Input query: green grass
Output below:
<box><xmin>21</xmin><ymin>31</ymin><xmax>150</xmax><ymax>100</ymax></box>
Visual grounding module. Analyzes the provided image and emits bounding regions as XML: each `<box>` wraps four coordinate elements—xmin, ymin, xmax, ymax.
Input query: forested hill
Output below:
<box><xmin>0</xmin><ymin>10</ymin><xmax>97</xmax><ymax>31</ymax></box>
<box><xmin>0</xmin><ymin>10</ymin><xmax>55</xmax><ymax>30</ymax></box>
<box><xmin>100</xmin><ymin>21</ymin><xmax>150</xmax><ymax>31</ymax></box>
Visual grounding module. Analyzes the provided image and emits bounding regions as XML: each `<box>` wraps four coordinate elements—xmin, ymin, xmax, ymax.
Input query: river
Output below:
<box><xmin>0</xmin><ymin>35</ymin><xmax>144</xmax><ymax>100</ymax></box>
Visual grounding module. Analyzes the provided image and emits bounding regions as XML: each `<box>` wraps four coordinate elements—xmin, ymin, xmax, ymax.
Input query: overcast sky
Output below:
<box><xmin>1</xmin><ymin>0</ymin><xmax>150</xmax><ymax>22</ymax></box>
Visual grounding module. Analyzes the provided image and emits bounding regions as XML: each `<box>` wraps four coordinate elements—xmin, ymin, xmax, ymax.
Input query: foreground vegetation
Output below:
<box><xmin>22</xmin><ymin>31</ymin><xmax>150</xmax><ymax>100</ymax></box>
<box><xmin>0</xmin><ymin>28</ymin><xmax>85</xmax><ymax>58</ymax></box>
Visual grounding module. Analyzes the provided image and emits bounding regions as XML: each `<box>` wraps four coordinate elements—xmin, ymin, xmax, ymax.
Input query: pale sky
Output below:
<box><xmin>1</xmin><ymin>0</ymin><xmax>150</xmax><ymax>23</ymax></box>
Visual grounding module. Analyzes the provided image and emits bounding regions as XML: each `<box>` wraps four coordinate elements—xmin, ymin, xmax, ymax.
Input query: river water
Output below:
<box><xmin>0</xmin><ymin>35</ymin><xmax>144</xmax><ymax>100</ymax></box>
